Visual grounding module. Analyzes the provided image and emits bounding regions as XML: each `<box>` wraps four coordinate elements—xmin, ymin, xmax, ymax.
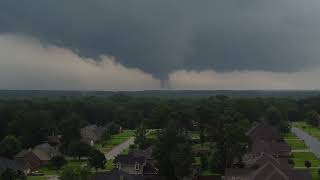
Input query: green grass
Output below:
<box><xmin>284</xmin><ymin>132</ymin><xmax>308</xmax><ymax>150</ymax></box>
<box><xmin>293</xmin><ymin>122</ymin><xmax>320</xmax><ymax>140</ymax></box>
<box><xmin>310</xmin><ymin>169</ymin><xmax>320</xmax><ymax>180</ymax></box>
<box><xmin>98</xmin><ymin>130</ymin><xmax>135</xmax><ymax>153</ymax></box>
<box><xmin>37</xmin><ymin>159</ymin><xmax>85</xmax><ymax>176</ymax></box>
<box><xmin>286</xmin><ymin>139</ymin><xmax>308</xmax><ymax>150</ymax></box>
<box><xmin>27</xmin><ymin>176</ymin><xmax>47</xmax><ymax>180</ymax></box>
<box><xmin>293</xmin><ymin>152</ymin><xmax>320</xmax><ymax>167</ymax></box>
<box><xmin>105</xmin><ymin>160</ymin><xmax>114</xmax><ymax>171</ymax></box>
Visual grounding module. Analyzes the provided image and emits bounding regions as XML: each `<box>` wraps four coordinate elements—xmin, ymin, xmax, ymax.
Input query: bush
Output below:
<box><xmin>305</xmin><ymin>160</ymin><xmax>312</xmax><ymax>168</ymax></box>
<box><xmin>288</xmin><ymin>158</ymin><xmax>295</xmax><ymax>166</ymax></box>
<box><xmin>60</xmin><ymin>166</ymin><xmax>91</xmax><ymax>180</ymax></box>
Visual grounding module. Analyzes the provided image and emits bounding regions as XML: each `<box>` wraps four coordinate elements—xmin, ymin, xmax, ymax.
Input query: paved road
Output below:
<box><xmin>104</xmin><ymin>137</ymin><xmax>135</xmax><ymax>160</ymax></box>
<box><xmin>292</xmin><ymin>127</ymin><xmax>320</xmax><ymax>158</ymax></box>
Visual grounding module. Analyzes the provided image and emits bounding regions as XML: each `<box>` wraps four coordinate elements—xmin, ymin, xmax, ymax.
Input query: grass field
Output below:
<box><xmin>284</xmin><ymin>132</ymin><xmax>308</xmax><ymax>150</ymax></box>
<box><xmin>98</xmin><ymin>130</ymin><xmax>135</xmax><ymax>153</ymax></box>
<box><xmin>293</xmin><ymin>122</ymin><xmax>320</xmax><ymax>140</ymax></box>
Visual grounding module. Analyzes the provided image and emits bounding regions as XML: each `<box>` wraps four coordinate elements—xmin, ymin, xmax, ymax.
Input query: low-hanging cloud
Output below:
<box><xmin>170</xmin><ymin>69</ymin><xmax>320</xmax><ymax>90</ymax></box>
<box><xmin>0</xmin><ymin>34</ymin><xmax>160</xmax><ymax>91</ymax></box>
<box><xmin>2</xmin><ymin>0</ymin><xmax>320</xmax><ymax>84</ymax></box>
<box><xmin>1</xmin><ymin>34</ymin><xmax>320</xmax><ymax>90</ymax></box>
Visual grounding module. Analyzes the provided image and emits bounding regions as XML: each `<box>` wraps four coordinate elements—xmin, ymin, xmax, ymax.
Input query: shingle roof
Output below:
<box><xmin>247</xmin><ymin>123</ymin><xmax>281</xmax><ymax>141</ymax></box>
<box><xmin>114</xmin><ymin>152</ymin><xmax>146</xmax><ymax>165</ymax></box>
<box><xmin>91</xmin><ymin>170</ymin><xmax>136</xmax><ymax>180</ymax></box>
<box><xmin>32</xmin><ymin>148</ymin><xmax>51</xmax><ymax>161</ymax></box>
<box><xmin>250</xmin><ymin>140</ymin><xmax>291</xmax><ymax>155</ymax></box>
<box><xmin>0</xmin><ymin>157</ymin><xmax>29</xmax><ymax>175</ymax></box>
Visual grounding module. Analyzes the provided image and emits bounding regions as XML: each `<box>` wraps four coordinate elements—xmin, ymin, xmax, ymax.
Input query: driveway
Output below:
<box><xmin>104</xmin><ymin>137</ymin><xmax>135</xmax><ymax>160</ymax></box>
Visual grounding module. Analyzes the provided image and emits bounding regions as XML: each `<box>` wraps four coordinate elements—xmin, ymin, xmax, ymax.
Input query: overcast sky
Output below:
<box><xmin>1</xmin><ymin>0</ymin><xmax>320</xmax><ymax>90</ymax></box>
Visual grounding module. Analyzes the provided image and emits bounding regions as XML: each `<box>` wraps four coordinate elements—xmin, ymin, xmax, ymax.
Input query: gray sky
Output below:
<box><xmin>1</xmin><ymin>0</ymin><xmax>320</xmax><ymax>90</ymax></box>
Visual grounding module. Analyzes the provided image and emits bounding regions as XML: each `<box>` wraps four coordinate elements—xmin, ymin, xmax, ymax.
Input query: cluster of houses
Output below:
<box><xmin>1</xmin><ymin>122</ymin><xmax>314</xmax><ymax>180</ymax></box>
<box><xmin>223</xmin><ymin>123</ymin><xmax>312</xmax><ymax>180</ymax></box>
<box><xmin>0</xmin><ymin>135</ymin><xmax>61</xmax><ymax>177</ymax></box>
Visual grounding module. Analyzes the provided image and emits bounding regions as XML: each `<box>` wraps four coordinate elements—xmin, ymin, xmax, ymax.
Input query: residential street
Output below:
<box><xmin>104</xmin><ymin>137</ymin><xmax>135</xmax><ymax>160</ymax></box>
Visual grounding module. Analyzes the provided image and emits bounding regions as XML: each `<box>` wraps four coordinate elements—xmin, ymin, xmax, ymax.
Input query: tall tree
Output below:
<box><xmin>134</xmin><ymin>122</ymin><xmax>147</xmax><ymax>149</ymax></box>
<box><xmin>0</xmin><ymin>135</ymin><xmax>22</xmax><ymax>158</ymax></box>
<box><xmin>88</xmin><ymin>149</ymin><xmax>106</xmax><ymax>171</ymax></box>
<box><xmin>305</xmin><ymin>110</ymin><xmax>320</xmax><ymax>126</ymax></box>
<box><xmin>152</xmin><ymin>120</ymin><xmax>194</xmax><ymax>179</ymax></box>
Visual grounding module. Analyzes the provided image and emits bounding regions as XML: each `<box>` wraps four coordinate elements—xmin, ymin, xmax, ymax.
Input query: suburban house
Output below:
<box><xmin>244</xmin><ymin>123</ymin><xmax>291</xmax><ymax>159</ymax></box>
<box><xmin>223</xmin><ymin>122</ymin><xmax>311</xmax><ymax>180</ymax></box>
<box><xmin>0</xmin><ymin>157</ymin><xmax>30</xmax><ymax>176</ymax></box>
<box><xmin>80</xmin><ymin>124</ymin><xmax>105</xmax><ymax>146</ymax></box>
<box><xmin>90</xmin><ymin>169</ymin><xmax>163</xmax><ymax>180</ymax></box>
<box><xmin>15</xmin><ymin>150</ymin><xmax>41</xmax><ymax>171</ymax></box>
<box><xmin>16</xmin><ymin>142</ymin><xmax>60</xmax><ymax>166</ymax></box>
<box><xmin>113</xmin><ymin>147</ymin><xmax>158</xmax><ymax>176</ymax></box>
<box><xmin>224</xmin><ymin>152</ymin><xmax>311</xmax><ymax>180</ymax></box>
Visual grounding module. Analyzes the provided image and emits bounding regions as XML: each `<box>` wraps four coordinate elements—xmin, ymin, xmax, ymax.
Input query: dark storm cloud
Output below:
<box><xmin>1</xmin><ymin>0</ymin><xmax>320</xmax><ymax>81</ymax></box>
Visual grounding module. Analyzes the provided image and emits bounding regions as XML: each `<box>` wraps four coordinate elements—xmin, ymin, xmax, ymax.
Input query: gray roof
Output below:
<box><xmin>114</xmin><ymin>152</ymin><xmax>146</xmax><ymax>165</ymax></box>
<box><xmin>0</xmin><ymin>157</ymin><xmax>29</xmax><ymax>175</ymax></box>
<box><xmin>80</xmin><ymin>125</ymin><xmax>105</xmax><ymax>143</ymax></box>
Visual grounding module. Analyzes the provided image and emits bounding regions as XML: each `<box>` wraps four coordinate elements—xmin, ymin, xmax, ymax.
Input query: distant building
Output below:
<box><xmin>80</xmin><ymin>125</ymin><xmax>105</xmax><ymax>145</ymax></box>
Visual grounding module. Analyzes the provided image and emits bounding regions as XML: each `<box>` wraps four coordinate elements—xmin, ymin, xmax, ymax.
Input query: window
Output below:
<box><xmin>135</xmin><ymin>163</ymin><xmax>140</xmax><ymax>171</ymax></box>
<box><xmin>117</xmin><ymin>163</ymin><xmax>121</xmax><ymax>170</ymax></box>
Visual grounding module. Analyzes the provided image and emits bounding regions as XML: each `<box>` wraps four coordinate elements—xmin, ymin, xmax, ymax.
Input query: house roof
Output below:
<box><xmin>246</xmin><ymin>123</ymin><xmax>281</xmax><ymax>141</ymax></box>
<box><xmin>142</xmin><ymin>162</ymin><xmax>158</xmax><ymax>175</ymax></box>
<box><xmin>91</xmin><ymin>170</ymin><xmax>136</xmax><ymax>180</ymax></box>
<box><xmin>15</xmin><ymin>150</ymin><xmax>41</xmax><ymax>170</ymax></box>
<box><xmin>250</xmin><ymin>140</ymin><xmax>291</xmax><ymax>155</ymax></box>
<box><xmin>32</xmin><ymin>148</ymin><xmax>51</xmax><ymax>161</ymax></box>
<box><xmin>225</xmin><ymin>168</ymin><xmax>254</xmax><ymax>176</ymax></box>
<box><xmin>47</xmin><ymin>136</ymin><xmax>61</xmax><ymax>146</ymax></box>
<box><xmin>251</xmin><ymin>162</ymin><xmax>289</xmax><ymax>180</ymax></box>
<box><xmin>0</xmin><ymin>157</ymin><xmax>29</xmax><ymax>175</ymax></box>
<box><xmin>114</xmin><ymin>152</ymin><xmax>146</xmax><ymax>165</ymax></box>
<box><xmin>80</xmin><ymin>124</ymin><xmax>105</xmax><ymax>143</ymax></box>
<box><xmin>91</xmin><ymin>170</ymin><xmax>164</xmax><ymax>180</ymax></box>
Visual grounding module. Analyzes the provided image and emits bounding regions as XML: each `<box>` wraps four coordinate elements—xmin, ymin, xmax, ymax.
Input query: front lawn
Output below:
<box><xmin>97</xmin><ymin>130</ymin><xmax>135</xmax><ymax>153</ymax></box>
<box><xmin>284</xmin><ymin>132</ymin><xmax>307</xmax><ymax>150</ymax></box>
<box><xmin>292</xmin><ymin>152</ymin><xmax>320</xmax><ymax>167</ymax></box>
<box><xmin>293</xmin><ymin>122</ymin><xmax>320</xmax><ymax>140</ymax></box>
<box><xmin>27</xmin><ymin>176</ymin><xmax>47</xmax><ymax>180</ymax></box>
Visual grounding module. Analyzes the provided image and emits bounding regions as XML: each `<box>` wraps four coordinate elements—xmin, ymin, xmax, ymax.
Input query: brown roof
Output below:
<box><xmin>15</xmin><ymin>150</ymin><xmax>41</xmax><ymax>171</ymax></box>
<box><xmin>249</xmin><ymin>140</ymin><xmax>291</xmax><ymax>155</ymax></box>
<box><xmin>247</xmin><ymin>123</ymin><xmax>281</xmax><ymax>141</ymax></box>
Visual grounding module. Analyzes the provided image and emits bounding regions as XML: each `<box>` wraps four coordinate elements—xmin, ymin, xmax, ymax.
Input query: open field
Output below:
<box><xmin>293</xmin><ymin>122</ymin><xmax>320</xmax><ymax>140</ymax></box>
